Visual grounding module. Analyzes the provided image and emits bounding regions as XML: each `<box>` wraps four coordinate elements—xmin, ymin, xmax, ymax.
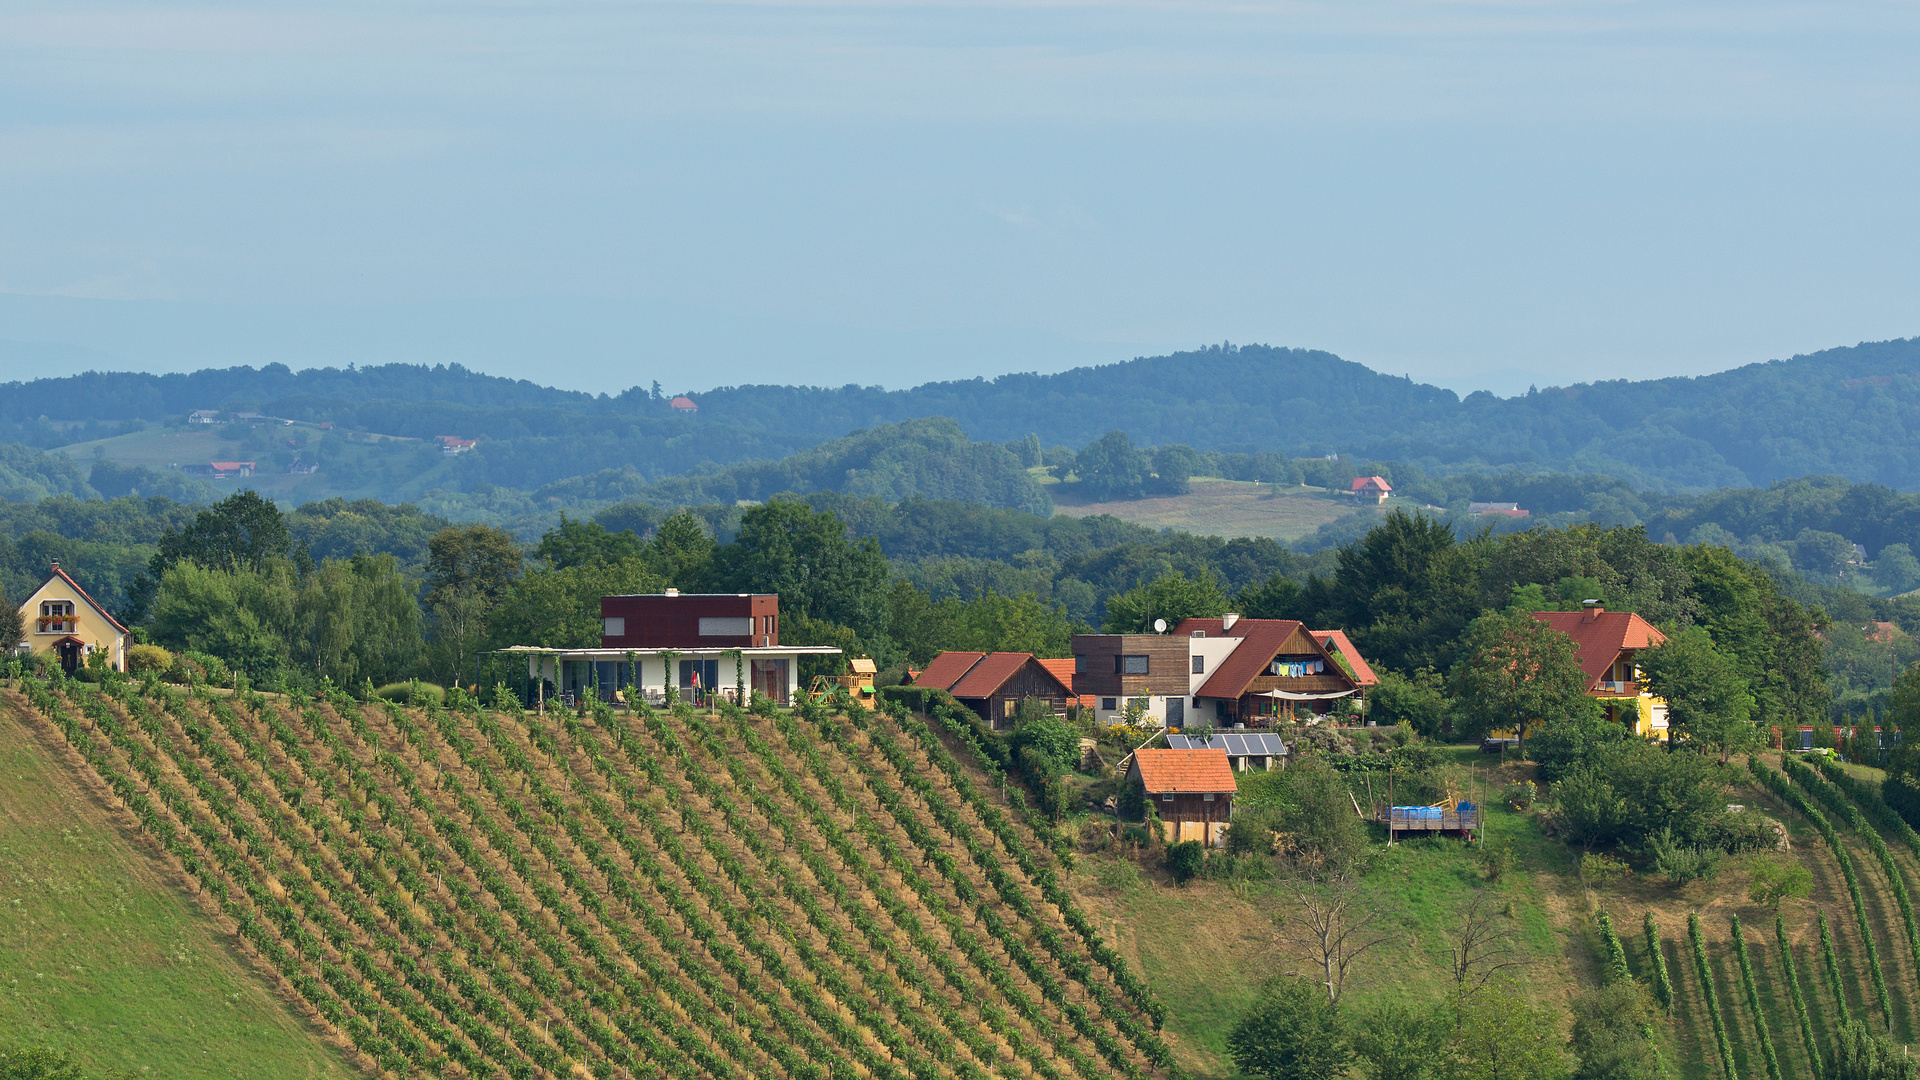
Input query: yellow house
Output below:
<box><xmin>16</xmin><ymin>561</ymin><xmax>127</xmax><ymax>673</ymax></box>
<box><xmin>1531</xmin><ymin>603</ymin><xmax>1671</xmax><ymax>740</ymax></box>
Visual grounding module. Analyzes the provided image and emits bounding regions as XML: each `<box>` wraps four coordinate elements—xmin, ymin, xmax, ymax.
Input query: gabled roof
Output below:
<box><xmin>924</xmin><ymin>651</ymin><xmax>1074</xmax><ymax>700</ymax></box>
<box><xmin>208</xmin><ymin>461</ymin><xmax>255</xmax><ymax>470</ymax></box>
<box><xmin>1175</xmin><ymin>617</ymin><xmax>1348</xmax><ymax>699</ymax></box>
<box><xmin>1312</xmin><ymin>629</ymin><xmax>1379</xmax><ymax>687</ymax></box>
<box><xmin>670</xmin><ymin>396</ymin><xmax>698</xmax><ymax>410</ymax></box>
<box><xmin>1131</xmin><ymin>748</ymin><xmax>1237</xmax><ymax>794</ymax></box>
<box><xmin>1036</xmin><ymin>658</ymin><xmax>1096</xmax><ymax>707</ymax></box>
<box><xmin>912</xmin><ymin>651</ymin><xmax>985</xmax><ymax>691</ymax></box>
<box><xmin>30</xmin><ymin>563</ymin><xmax>128</xmax><ymax>635</ymax></box>
<box><xmin>1351</xmin><ymin>476</ymin><xmax>1391</xmax><ymax>492</ymax></box>
<box><xmin>1529</xmin><ymin>609</ymin><xmax>1667</xmax><ymax>689</ymax></box>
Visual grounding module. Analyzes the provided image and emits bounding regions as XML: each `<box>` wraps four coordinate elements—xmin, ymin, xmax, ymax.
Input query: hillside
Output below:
<box><xmin>15</xmin><ymin>336</ymin><xmax>1920</xmax><ymax>496</ymax></box>
<box><xmin>1047</xmin><ymin>479</ymin><xmax>1363</xmax><ymax>543</ymax></box>
<box><xmin>0</xmin><ymin>692</ymin><xmax>353</xmax><ymax>1077</ymax></box>
<box><xmin>8</xmin><ymin>676</ymin><xmax>1175</xmax><ymax>1079</ymax></box>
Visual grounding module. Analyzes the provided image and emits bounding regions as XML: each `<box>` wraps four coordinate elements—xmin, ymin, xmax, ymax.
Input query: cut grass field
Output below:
<box><xmin>0</xmin><ymin>698</ymin><xmax>353</xmax><ymax>1078</ymax></box>
<box><xmin>1046</xmin><ymin>478</ymin><xmax>1369</xmax><ymax>542</ymax></box>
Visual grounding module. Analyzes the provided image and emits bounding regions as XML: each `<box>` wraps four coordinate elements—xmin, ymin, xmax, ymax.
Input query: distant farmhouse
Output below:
<box><xmin>1349</xmin><ymin>476</ymin><xmax>1392</xmax><ymax>503</ymax></box>
<box><xmin>183</xmin><ymin>461</ymin><xmax>256</xmax><ymax>478</ymax></box>
<box><xmin>13</xmin><ymin>561</ymin><xmax>125</xmax><ymax>674</ymax></box>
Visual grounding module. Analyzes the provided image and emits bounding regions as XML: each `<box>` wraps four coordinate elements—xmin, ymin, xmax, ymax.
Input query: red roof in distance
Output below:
<box><xmin>1351</xmin><ymin>476</ymin><xmax>1391</xmax><ymax>492</ymax></box>
<box><xmin>1132</xmin><ymin>748</ymin><xmax>1237</xmax><ymax>794</ymax></box>
<box><xmin>670</xmin><ymin>396</ymin><xmax>698</xmax><ymax>411</ymax></box>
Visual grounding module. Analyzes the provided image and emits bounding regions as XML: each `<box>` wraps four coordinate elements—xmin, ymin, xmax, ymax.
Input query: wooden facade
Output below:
<box><xmin>1128</xmin><ymin>748</ymin><xmax>1237</xmax><ymax>848</ymax></box>
<box><xmin>1070</xmin><ymin>633</ymin><xmax>1191</xmax><ymax>703</ymax></box>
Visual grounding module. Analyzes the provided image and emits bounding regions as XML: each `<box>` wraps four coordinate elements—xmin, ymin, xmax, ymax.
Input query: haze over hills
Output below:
<box><xmin>5</xmin><ymin>336</ymin><xmax>1920</xmax><ymax>508</ymax></box>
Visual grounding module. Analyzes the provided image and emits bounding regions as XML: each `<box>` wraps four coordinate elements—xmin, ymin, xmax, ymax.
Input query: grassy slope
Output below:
<box><xmin>1046</xmin><ymin>479</ymin><xmax>1364</xmax><ymax>542</ymax></box>
<box><xmin>1076</xmin><ymin>749</ymin><xmax>1920</xmax><ymax>1080</ymax></box>
<box><xmin>53</xmin><ymin>425</ymin><xmax>453</xmax><ymax>504</ymax></box>
<box><xmin>0</xmin><ymin>701</ymin><xmax>353</xmax><ymax>1078</ymax></box>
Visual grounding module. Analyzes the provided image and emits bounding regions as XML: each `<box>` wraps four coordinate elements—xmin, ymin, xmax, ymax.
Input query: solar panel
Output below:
<box><xmin>1168</xmin><ymin>733</ymin><xmax>1286</xmax><ymax>755</ymax></box>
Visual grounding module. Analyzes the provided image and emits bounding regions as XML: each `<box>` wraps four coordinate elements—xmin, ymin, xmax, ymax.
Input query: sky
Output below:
<box><xmin>1</xmin><ymin>0</ymin><xmax>1917</xmax><ymax>398</ymax></box>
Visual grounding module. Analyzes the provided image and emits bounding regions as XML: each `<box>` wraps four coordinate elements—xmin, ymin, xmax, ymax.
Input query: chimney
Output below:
<box><xmin>50</xmin><ymin>559</ymin><xmax>59</xmax><ymax>571</ymax></box>
<box><xmin>1582</xmin><ymin>599</ymin><xmax>1604</xmax><ymax>620</ymax></box>
<box><xmin>1222</xmin><ymin>613</ymin><xmax>1240</xmax><ymax>631</ymax></box>
<box><xmin>664</xmin><ymin>588</ymin><xmax>679</xmax><ymax>597</ymax></box>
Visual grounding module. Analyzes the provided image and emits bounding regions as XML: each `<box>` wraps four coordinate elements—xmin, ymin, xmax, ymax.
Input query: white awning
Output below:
<box><xmin>1259</xmin><ymin>688</ymin><xmax>1356</xmax><ymax>701</ymax></box>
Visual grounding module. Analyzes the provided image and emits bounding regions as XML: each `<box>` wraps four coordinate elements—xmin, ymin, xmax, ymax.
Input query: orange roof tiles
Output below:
<box><xmin>1529</xmin><ymin>609</ymin><xmax>1667</xmax><ymax>689</ymax></box>
<box><xmin>1175</xmin><ymin>616</ymin><xmax>1353</xmax><ymax>699</ymax></box>
<box><xmin>914</xmin><ymin>651</ymin><xmax>985</xmax><ymax>691</ymax></box>
<box><xmin>1350</xmin><ymin>476</ymin><xmax>1391</xmax><ymax>492</ymax></box>
<box><xmin>1036</xmin><ymin>658</ymin><xmax>1095</xmax><ymax>708</ymax></box>
<box><xmin>1312</xmin><ymin>629</ymin><xmax>1379</xmax><ymax>687</ymax></box>
<box><xmin>1132</xmin><ymin>748</ymin><xmax>1237</xmax><ymax>794</ymax></box>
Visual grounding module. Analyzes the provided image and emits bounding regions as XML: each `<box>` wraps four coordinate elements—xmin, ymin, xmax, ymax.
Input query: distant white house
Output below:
<box><xmin>188</xmin><ymin>409</ymin><xmax>223</xmax><ymax>424</ymax></box>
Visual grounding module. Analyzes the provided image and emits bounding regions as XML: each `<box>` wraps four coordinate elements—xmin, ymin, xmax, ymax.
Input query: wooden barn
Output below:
<box><xmin>1127</xmin><ymin>748</ymin><xmax>1237</xmax><ymax>846</ymax></box>
<box><xmin>913</xmin><ymin>651</ymin><xmax>1074</xmax><ymax>728</ymax></box>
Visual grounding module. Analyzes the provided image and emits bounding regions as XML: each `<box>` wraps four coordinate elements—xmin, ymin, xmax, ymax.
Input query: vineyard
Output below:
<box><xmin>1631</xmin><ymin>754</ymin><xmax>1920</xmax><ymax>1079</ymax></box>
<box><xmin>6</xmin><ymin>674</ymin><xmax>1175</xmax><ymax>1080</ymax></box>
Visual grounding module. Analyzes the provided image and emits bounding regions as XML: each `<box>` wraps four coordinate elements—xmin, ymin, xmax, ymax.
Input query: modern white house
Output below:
<box><xmin>493</xmin><ymin>591</ymin><xmax>839</xmax><ymax>707</ymax></box>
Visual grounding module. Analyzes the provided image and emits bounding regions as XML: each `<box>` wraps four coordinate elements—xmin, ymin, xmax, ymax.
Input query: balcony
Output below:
<box><xmin>1594</xmin><ymin>680</ymin><xmax>1639</xmax><ymax>696</ymax></box>
<box><xmin>36</xmin><ymin>618</ymin><xmax>76</xmax><ymax>635</ymax></box>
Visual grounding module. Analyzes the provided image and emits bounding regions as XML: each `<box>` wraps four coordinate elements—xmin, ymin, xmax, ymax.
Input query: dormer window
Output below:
<box><xmin>37</xmin><ymin>600</ymin><xmax>76</xmax><ymax>634</ymax></box>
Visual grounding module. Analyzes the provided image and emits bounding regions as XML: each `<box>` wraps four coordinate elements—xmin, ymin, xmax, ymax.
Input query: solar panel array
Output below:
<box><xmin>1167</xmin><ymin>732</ymin><xmax>1288</xmax><ymax>756</ymax></box>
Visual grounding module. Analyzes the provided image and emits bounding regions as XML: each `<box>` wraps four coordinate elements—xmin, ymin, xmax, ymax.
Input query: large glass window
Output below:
<box><xmin>1121</xmin><ymin>655</ymin><xmax>1149</xmax><ymax>675</ymax></box>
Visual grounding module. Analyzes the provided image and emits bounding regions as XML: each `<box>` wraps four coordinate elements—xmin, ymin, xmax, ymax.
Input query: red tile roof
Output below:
<box><xmin>1037</xmin><ymin>659</ymin><xmax>1096</xmax><ymax>707</ymax></box>
<box><xmin>1312</xmin><ymin>629</ymin><xmax>1379</xmax><ymax>686</ymax></box>
<box><xmin>1351</xmin><ymin>476</ymin><xmax>1391</xmax><ymax>492</ymax></box>
<box><xmin>38</xmin><ymin>563</ymin><xmax>128</xmax><ymax>635</ymax></box>
<box><xmin>670</xmin><ymin>396</ymin><xmax>698</xmax><ymax>410</ymax></box>
<box><xmin>913</xmin><ymin>651</ymin><xmax>985</xmax><ymax>691</ymax></box>
<box><xmin>209</xmin><ymin>461</ymin><xmax>254</xmax><ymax>471</ymax></box>
<box><xmin>1529</xmin><ymin>609</ymin><xmax>1667</xmax><ymax>689</ymax></box>
<box><xmin>1175</xmin><ymin>616</ymin><xmax>1351</xmax><ymax>699</ymax></box>
<box><xmin>1132</xmin><ymin>748</ymin><xmax>1237</xmax><ymax>794</ymax></box>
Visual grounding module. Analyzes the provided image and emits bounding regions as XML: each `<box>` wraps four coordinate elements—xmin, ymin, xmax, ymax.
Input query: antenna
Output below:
<box><xmin>1152</xmin><ymin>618</ymin><xmax>1167</xmax><ymax>634</ymax></box>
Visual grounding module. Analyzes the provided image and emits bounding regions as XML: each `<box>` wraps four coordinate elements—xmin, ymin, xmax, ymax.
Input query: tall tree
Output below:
<box><xmin>1450</xmin><ymin>608</ymin><xmax>1599</xmax><ymax>754</ymax></box>
<box><xmin>645</xmin><ymin>510</ymin><xmax>718</xmax><ymax>586</ymax></box>
<box><xmin>1638</xmin><ymin>626</ymin><xmax>1757</xmax><ymax>760</ymax></box>
<box><xmin>1073</xmin><ymin>430</ymin><xmax>1151</xmax><ymax>500</ymax></box>
<box><xmin>534</xmin><ymin>513</ymin><xmax>645</xmax><ymax>570</ymax></box>
<box><xmin>149</xmin><ymin>489</ymin><xmax>292</xmax><ymax>577</ymax></box>
<box><xmin>1103</xmin><ymin>569</ymin><xmax>1230</xmax><ymax>632</ymax></box>
<box><xmin>425</xmin><ymin>524</ymin><xmax>522</xmax><ymax>608</ymax></box>
<box><xmin>1327</xmin><ymin>510</ymin><xmax>1485</xmax><ymax>673</ymax></box>
<box><xmin>704</xmin><ymin>499</ymin><xmax>889</xmax><ymax>642</ymax></box>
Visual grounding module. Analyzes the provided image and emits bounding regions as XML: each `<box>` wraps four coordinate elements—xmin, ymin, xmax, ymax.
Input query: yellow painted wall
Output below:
<box><xmin>17</xmin><ymin>575</ymin><xmax>124</xmax><ymax>671</ymax></box>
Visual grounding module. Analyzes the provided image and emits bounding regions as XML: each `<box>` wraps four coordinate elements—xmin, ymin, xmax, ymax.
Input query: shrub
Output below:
<box><xmin>125</xmin><ymin>643</ymin><xmax>173</xmax><ymax>675</ymax></box>
<box><xmin>1226</xmin><ymin>977</ymin><xmax>1353</xmax><ymax>1080</ymax></box>
<box><xmin>1581</xmin><ymin>853</ymin><xmax>1631</xmax><ymax>889</ymax></box>
<box><xmin>1504</xmin><ymin>779</ymin><xmax>1537</xmax><ymax>810</ymax></box>
<box><xmin>1745</xmin><ymin>854</ymin><xmax>1813</xmax><ymax>909</ymax></box>
<box><xmin>1476</xmin><ymin>842</ymin><xmax>1514</xmax><ymax>884</ymax></box>
<box><xmin>1165</xmin><ymin>840</ymin><xmax>1205</xmax><ymax>885</ymax></box>
<box><xmin>375</xmin><ymin>681</ymin><xmax>445</xmax><ymax>705</ymax></box>
<box><xmin>1646</xmin><ymin>828</ymin><xmax>1721</xmax><ymax>885</ymax></box>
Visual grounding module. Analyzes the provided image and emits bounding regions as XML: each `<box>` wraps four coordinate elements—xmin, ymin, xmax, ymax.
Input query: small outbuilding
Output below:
<box><xmin>1167</xmin><ymin>731</ymin><xmax>1287</xmax><ymax>772</ymax></box>
<box><xmin>913</xmin><ymin>651</ymin><xmax>1074</xmax><ymax>728</ymax></box>
<box><xmin>1127</xmin><ymin>748</ymin><xmax>1236</xmax><ymax>846</ymax></box>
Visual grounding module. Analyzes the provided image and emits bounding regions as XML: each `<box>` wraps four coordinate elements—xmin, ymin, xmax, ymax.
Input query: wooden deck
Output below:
<box><xmin>1374</xmin><ymin>805</ymin><xmax>1481</xmax><ymax>839</ymax></box>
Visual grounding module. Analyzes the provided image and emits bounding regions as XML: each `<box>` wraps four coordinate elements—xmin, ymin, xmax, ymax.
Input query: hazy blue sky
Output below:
<box><xmin>2</xmin><ymin>0</ymin><xmax>1917</xmax><ymax>396</ymax></box>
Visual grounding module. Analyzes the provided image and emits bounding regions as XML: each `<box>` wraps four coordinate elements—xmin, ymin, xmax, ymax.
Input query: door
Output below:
<box><xmin>1166</xmin><ymin>697</ymin><xmax>1185</xmax><ymax>728</ymax></box>
<box><xmin>56</xmin><ymin>640</ymin><xmax>82</xmax><ymax>675</ymax></box>
<box><xmin>750</xmin><ymin>658</ymin><xmax>790</xmax><ymax>705</ymax></box>
<box><xmin>680</xmin><ymin>659</ymin><xmax>720</xmax><ymax>702</ymax></box>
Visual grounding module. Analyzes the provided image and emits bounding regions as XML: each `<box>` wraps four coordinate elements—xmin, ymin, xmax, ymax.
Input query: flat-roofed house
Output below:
<box><xmin>498</xmin><ymin>589</ymin><xmax>838</xmax><ymax>708</ymax></box>
<box><xmin>914</xmin><ymin>651</ymin><xmax>1074</xmax><ymax>728</ymax></box>
<box><xmin>1127</xmin><ymin>748</ymin><xmax>1236</xmax><ymax>845</ymax></box>
<box><xmin>1530</xmin><ymin>602</ymin><xmax>1670</xmax><ymax>739</ymax></box>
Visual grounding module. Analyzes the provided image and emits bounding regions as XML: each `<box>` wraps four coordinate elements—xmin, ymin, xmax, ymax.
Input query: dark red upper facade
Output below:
<box><xmin>600</xmin><ymin>592</ymin><xmax>780</xmax><ymax>648</ymax></box>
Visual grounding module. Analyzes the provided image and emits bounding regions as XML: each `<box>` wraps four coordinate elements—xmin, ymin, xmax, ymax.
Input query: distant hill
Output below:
<box><xmin>12</xmin><ymin>336</ymin><xmax>1920</xmax><ymax>493</ymax></box>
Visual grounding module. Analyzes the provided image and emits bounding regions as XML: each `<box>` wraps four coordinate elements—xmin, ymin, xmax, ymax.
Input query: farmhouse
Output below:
<box><xmin>183</xmin><ymin>461</ymin><xmax>256</xmax><ymax>478</ymax></box>
<box><xmin>1350</xmin><ymin>476</ymin><xmax>1392</xmax><ymax>503</ymax></box>
<box><xmin>14</xmin><ymin>561</ymin><xmax>126</xmax><ymax>673</ymax></box>
<box><xmin>912</xmin><ymin>651</ymin><xmax>1074</xmax><ymax>728</ymax></box>
<box><xmin>495</xmin><ymin>589</ymin><xmax>838</xmax><ymax>708</ymax></box>
<box><xmin>1531</xmin><ymin>602</ymin><xmax>1671</xmax><ymax>738</ymax></box>
<box><xmin>670</xmin><ymin>396</ymin><xmax>698</xmax><ymax>414</ymax></box>
<box><xmin>1127</xmin><ymin>748</ymin><xmax>1236</xmax><ymax>846</ymax></box>
<box><xmin>1071</xmin><ymin>613</ymin><xmax>1374</xmax><ymax>728</ymax></box>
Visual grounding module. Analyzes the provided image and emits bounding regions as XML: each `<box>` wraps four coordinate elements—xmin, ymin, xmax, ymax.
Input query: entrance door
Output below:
<box><xmin>56</xmin><ymin>639</ymin><xmax>82</xmax><ymax>675</ymax></box>
<box><xmin>750</xmin><ymin>658</ymin><xmax>790</xmax><ymax>705</ymax></box>
<box><xmin>680</xmin><ymin>659</ymin><xmax>720</xmax><ymax>702</ymax></box>
<box><xmin>1166</xmin><ymin>697</ymin><xmax>1185</xmax><ymax>728</ymax></box>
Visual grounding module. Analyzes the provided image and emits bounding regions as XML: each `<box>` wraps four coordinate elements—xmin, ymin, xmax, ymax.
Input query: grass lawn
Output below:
<box><xmin>1073</xmin><ymin>752</ymin><xmax>1590</xmax><ymax>1078</ymax></box>
<box><xmin>0</xmin><ymin>702</ymin><xmax>355</xmax><ymax>1078</ymax></box>
<box><xmin>1047</xmin><ymin>478</ymin><xmax>1367</xmax><ymax>542</ymax></box>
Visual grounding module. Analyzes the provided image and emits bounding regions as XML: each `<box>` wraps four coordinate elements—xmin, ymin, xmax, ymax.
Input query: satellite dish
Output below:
<box><xmin>1153</xmin><ymin>618</ymin><xmax>1168</xmax><ymax>634</ymax></box>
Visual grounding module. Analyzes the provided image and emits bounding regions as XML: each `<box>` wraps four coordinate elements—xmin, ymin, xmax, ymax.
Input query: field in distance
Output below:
<box><xmin>1048</xmin><ymin>478</ymin><xmax>1364</xmax><ymax>542</ymax></box>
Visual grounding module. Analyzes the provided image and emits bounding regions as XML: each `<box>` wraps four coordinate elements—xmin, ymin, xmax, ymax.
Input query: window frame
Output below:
<box><xmin>1121</xmin><ymin>655</ymin><xmax>1150</xmax><ymax>676</ymax></box>
<box><xmin>1191</xmin><ymin>655</ymin><xmax>1204</xmax><ymax>674</ymax></box>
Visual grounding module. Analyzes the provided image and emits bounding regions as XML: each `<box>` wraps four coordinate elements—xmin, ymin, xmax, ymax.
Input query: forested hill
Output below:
<box><xmin>11</xmin><ymin>335</ymin><xmax>1920</xmax><ymax>490</ymax></box>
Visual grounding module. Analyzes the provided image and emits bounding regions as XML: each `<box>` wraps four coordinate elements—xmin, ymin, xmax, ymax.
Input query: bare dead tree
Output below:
<box><xmin>1277</xmin><ymin>864</ymin><xmax>1390</xmax><ymax>1005</ymax></box>
<box><xmin>1443</xmin><ymin>892</ymin><xmax>1530</xmax><ymax>1005</ymax></box>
